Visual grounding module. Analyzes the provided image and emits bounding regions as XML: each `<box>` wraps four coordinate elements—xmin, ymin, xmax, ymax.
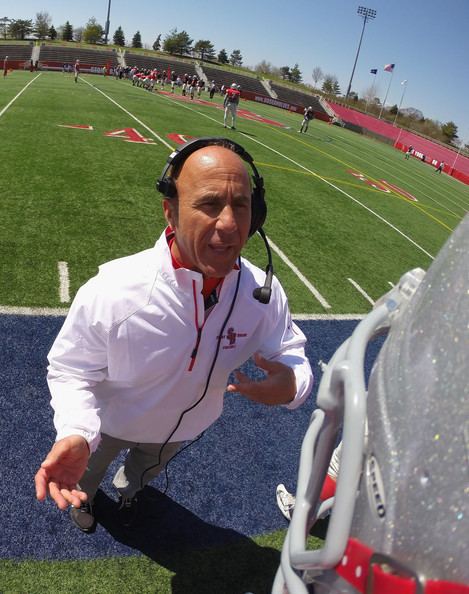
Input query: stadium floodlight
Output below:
<box><xmin>104</xmin><ymin>0</ymin><xmax>111</xmax><ymax>44</ymax></box>
<box><xmin>345</xmin><ymin>6</ymin><xmax>377</xmax><ymax>100</ymax></box>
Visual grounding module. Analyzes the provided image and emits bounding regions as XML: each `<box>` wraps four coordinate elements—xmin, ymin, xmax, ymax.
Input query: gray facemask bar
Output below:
<box><xmin>272</xmin><ymin>268</ymin><xmax>426</xmax><ymax>594</ymax></box>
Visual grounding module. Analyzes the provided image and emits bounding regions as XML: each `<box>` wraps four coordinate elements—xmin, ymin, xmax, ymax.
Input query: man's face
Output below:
<box><xmin>163</xmin><ymin>146</ymin><xmax>252</xmax><ymax>278</ymax></box>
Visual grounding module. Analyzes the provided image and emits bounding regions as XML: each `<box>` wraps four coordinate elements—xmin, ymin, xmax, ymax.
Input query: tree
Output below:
<box><xmin>229</xmin><ymin>49</ymin><xmax>243</xmax><ymax>67</ymax></box>
<box><xmin>312</xmin><ymin>66</ymin><xmax>323</xmax><ymax>87</ymax></box>
<box><xmin>441</xmin><ymin>121</ymin><xmax>458</xmax><ymax>144</ymax></box>
<box><xmin>132</xmin><ymin>30</ymin><xmax>142</xmax><ymax>48</ymax></box>
<box><xmin>280</xmin><ymin>66</ymin><xmax>291</xmax><ymax>80</ymax></box>
<box><xmin>48</xmin><ymin>25</ymin><xmax>57</xmax><ymax>40</ymax></box>
<box><xmin>83</xmin><ymin>17</ymin><xmax>103</xmax><ymax>44</ymax></box>
<box><xmin>322</xmin><ymin>74</ymin><xmax>338</xmax><ymax>95</ymax></box>
<box><xmin>8</xmin><ymin>19</ymin><xmax>34</xmax><ymax>40</ymax></box>
<box><xmin>193</xmin><ymin>39</ymin><xmax>216</xmax><ymax>61</ymax></box>
<box><xmin>152</xmin><ymin>34</ymin><xmax>161</xmax><ymax>51</ymax></box>
<box><xmin>113</xmin><ymin>26</ymin><xmax>125</xmax><ymax>46</ymax></box>
<box><xmin>254</xmin><ymin>60</ymin><xmax>274</xmax><ymax>76</ymax></box>
<box><xmin>163</xmin><ymin>28</ymin><xmax>193</xmax><ymax>55</ymax></box>
<box><xmin>35</xmin><ymin>12</ymin><xmax>52</xmax><ymax>39</ymax></box>
<box><xmin>217</xmin><ymin>48</ymin><xmax>228</xmax><ymax>64</ymax></box>
<box><xmin>0</xmin><ymin>17</ymin><xmax>11</xmax><ymax>40</ymax></box>
<box><xmin>290</xmin><ymin>63</ymin><xmax>302</xmax><ymax>84</ymax></box>
<box><xmin>332</xmin><ymin>79</ymin><xmax>341</xmax><ymax>96</ymax></box>
<box><xmin>61</xmin><ymin>21</ymin><xmax>73</xmax><ymax>41</ymax></box>
<box><xmin>389</xmin><ymin>104</ymin><xmax>398</xmax><ymax>115</ymax></box>
<box><xmin>73</xmin><ymin>27</ymin><xmax>84</xmax><ymax>42</ymax></box>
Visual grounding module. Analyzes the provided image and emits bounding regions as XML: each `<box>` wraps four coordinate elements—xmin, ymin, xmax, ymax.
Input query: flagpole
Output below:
<box><xmin>365</xmin><ymin>70</ymin><xmax>377</xmax><ymax>113</ymax></box>
<box><xmin>393</xmin><ymin>80</ymin><xmax>408</xmax><ymax>126</ymax></box>
<box><xmin>379</xmin><ymin>68</ymin><xmax>394</xmax><ymax>119</ymax></box>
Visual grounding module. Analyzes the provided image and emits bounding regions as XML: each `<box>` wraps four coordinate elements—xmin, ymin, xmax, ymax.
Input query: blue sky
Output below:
<box><xmin>3</xmin><ymin>0</ymin><xmax>468</xmax><ymax>140</ymax></box>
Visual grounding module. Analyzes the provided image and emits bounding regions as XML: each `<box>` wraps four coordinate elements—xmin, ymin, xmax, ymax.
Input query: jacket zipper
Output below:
<box><xmin>188</xmin><ymin>279</ymin><xmax>203</xmax><ymax>371</ymax></box>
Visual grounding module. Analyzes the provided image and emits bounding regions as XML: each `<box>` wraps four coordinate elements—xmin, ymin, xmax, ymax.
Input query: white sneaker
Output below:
<box><xmin>276</xmin><ymin>483</ymin><xmax>296</xmax><ymax>520</ymax></box>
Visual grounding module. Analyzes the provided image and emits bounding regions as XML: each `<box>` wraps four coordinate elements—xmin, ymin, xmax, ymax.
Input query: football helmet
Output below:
<box><xmin>273</xmin><ymin>214</ymin><xmax>469</xmax><ymax>593</ymax></box>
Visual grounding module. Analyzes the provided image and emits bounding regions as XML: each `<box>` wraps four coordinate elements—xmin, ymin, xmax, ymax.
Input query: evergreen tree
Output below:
<box><xmin>132</xmin><ymin>30</ymin><xmax>142</xmax><ymax>48</ymax></box>
<box><xmin>229</xmin><ymin>49</ymin><xmax>243</xmax><ymax>66</ymax></box>
<box><xmin>113</xmin><ymin>26</ymin><xmax>125</xmax><ymax>46</ymax></box>
<box><xmin>163</xmin><ymin>28</ymin><xmax>192</xmax><ymax>55</ymax></box>
<box><xmin>290</xmin><ymin>63</ymin><xmax>302</xmax><ymax>83</ymax></box>
<box><xmin>48</xmin><ymin>25</ymin><xmax>57</xmax><ymax>40</ymax></box>
<box><xmin>193</xmin><ymin>39</ymin><xmax>216</xmax><ymax>61</ymax></box>
<box><xmin>217</xmin><ymin>48</ymin><xmax>228</xmax><ymax>64</ymax></box>
<box><xmin>152</xmin><ymin>34</ymin><xmax>161</xmax><ymax>51</ymax></box>
<box><xmin>62</xmin><ymin>21</ymin><xmax>73</xmax><ymax>41</ymax></box>
<box><xmin>280</xmin><ymin>66</ymin><xmax>291</xmax><ymax>80</ymax></box>
<box><xmin>441</xmin><ymin>121</ymin><xmax>458</xmax><ymax>144</ymax></box>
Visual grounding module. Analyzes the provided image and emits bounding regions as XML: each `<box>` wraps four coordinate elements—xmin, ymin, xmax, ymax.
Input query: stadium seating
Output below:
<box><xmin>38</xmin><ymin>45</ymin><xmax>119</xmax><ymax>68</ymax></box>
<box><xmin>270</xmin><ymin>82</ymin><xmax>327</xmax><ymax>113</ymax></box>
<box><xmin>0</xmin><ymin>43</ymin><xmax>33</xmax><ymax>65</ymax></box>
<box><xmin>200</xmin><ymin>65</ymin><xmax>267</xmax><ymax>94</ymax></box>
<box><xmin>124</xmin><ymin>52</ymin><xmax>198</xmax><ymax>78</ymax></box>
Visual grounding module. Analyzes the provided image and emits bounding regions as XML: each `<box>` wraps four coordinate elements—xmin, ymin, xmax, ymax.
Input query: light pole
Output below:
<box><xmin>345</xmin><ymin>6</ymin><xmax>377</xmax><ymax>100</ymax></box>
<box><xmin>393</xmin><ymin>80</ymin><xmax>408</xmax><ymax>126</ymax></box>
<box><xmin>104</xmin><ymin>0</ymin><xmax>111</xmax><ymax>44</ymax></box>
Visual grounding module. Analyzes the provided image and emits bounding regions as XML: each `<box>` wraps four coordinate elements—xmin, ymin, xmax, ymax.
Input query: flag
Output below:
<box><xmin>370</xmin><ymin>68</ymin><xmax>378</xmax><ymax>75</ymax></box>
<box><xmin>384</xmin><ymin>63</ymin><xmax>395</xmax><ymax>72</ymax></box>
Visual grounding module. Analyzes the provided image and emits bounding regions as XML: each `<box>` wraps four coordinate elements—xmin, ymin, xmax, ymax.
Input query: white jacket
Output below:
<box><xmin>48</xmin><ymin>230</ymin><xmax>313</xmax><ymax>452</ymax></box>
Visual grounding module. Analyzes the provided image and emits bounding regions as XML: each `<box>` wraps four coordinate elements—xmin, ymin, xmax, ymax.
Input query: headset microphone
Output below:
<box><xmin>252</xmin><ymin>227</ymin><xmax>273</xmax><ymax>304</ymax></box>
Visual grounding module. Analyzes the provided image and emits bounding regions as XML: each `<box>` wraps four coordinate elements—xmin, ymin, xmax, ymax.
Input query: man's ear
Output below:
<box><xmin>163</xmin><ymin>198</ymin><xmax>177</xmax><ymax>229</ymax></box>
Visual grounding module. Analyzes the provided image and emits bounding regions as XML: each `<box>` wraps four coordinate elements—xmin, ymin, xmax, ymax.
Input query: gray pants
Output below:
<box><xmin>78</xmin><ymin>433</ymin><xmax>182</xmax><ymax>502</ymax></box>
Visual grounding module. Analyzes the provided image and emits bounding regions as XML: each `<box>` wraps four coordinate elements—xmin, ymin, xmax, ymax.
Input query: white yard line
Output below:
<box><xmin>347</xmin><ymin>278</ymin><xmax>375</xmax><ymax>305</ymax></box>
<box><xmin>0</xmin><ymin>73</ymin><xmax>42</xmax><ymax>119</ymax></box>
<box><xmin>81</xmin><ymin>77</ymin><xmax>173</xmax><ymax>150</ymax></box>
<box><xmin>57</xmin><ymin>261</ymin><xmax>70</xmax><ymax>303</ymax></box>
<box><xmin>267</xmin><ymin>235</ymin><xmax>331</xmax><ymax>309</ymax></box>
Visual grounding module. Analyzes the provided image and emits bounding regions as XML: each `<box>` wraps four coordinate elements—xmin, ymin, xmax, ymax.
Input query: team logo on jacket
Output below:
<box><xmin>219</xmin><ymin>327</ymin><xmax>248</xmax><ymax>349</ymax></box>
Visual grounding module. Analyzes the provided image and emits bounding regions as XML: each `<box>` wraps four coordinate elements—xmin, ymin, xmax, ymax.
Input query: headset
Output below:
<box><xmin>156</xmin><ymin>136</ymin><xmax>273</xmax><ymax>304</ymax></box>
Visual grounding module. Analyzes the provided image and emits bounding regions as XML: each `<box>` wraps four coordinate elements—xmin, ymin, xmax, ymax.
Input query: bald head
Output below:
<box><xmin>163</xmin><ymin>145</ymin><xmax>252</xmax><ymax>278</ymax></box>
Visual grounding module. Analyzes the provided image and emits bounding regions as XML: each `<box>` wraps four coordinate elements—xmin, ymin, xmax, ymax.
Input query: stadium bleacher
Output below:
<box><xmin>200</xmin><ymin>65</ymin><xmax>267</xmax><ymax>94</ymax></box>
<box><xmin>38</xmin><ymin>45</ymin><xmax>119</xmax><ymax>69</ymax></box>
<box><xmin>270</xmin><ymin>82</ymin><xmax>327</xmax><ymax>114</ymax></box>
<box><xmin>0</xmin><ymin>43</ymin><xmax>33</xmax><ymax>66</ymax></box>
<box><xmin>124</xmin><ymin>52</ymin><xmax>198</xmax><ymax>78</ymax></box>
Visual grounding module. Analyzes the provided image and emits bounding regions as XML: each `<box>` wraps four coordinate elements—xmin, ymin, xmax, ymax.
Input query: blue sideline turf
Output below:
<box><xmin>0</xmin><ymin>315</ymin><xmax>382</xmax><ymax>561</ymax></box>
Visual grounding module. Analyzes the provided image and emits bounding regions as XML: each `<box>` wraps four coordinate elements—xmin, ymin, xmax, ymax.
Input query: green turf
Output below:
<box><xmin>1</xmin><ymin>71</ymin><xmax>467</xmax><ymax>312</ymax></box>
<box><xmin>0</xmin><ymin>530</ymin><xmax>324</xmax><ymax>593</ymax></box>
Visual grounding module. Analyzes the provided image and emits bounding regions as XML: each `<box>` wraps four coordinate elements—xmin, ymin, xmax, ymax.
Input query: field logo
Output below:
<box><xmin>104</xmin><ymin>128</ymin><xmax>155</xmax><ymax>144</ymax></box>
<box><xmin>58</xmin><ymin>124</ymin><xmax>155</xmax><ymax>144</ymax></box>
<box><xmin>167</xmin><ymin>133</ymin><xmax>195</xmax><ymax>145</ymax></box>
<box><xmin>348</xmin><ymin>170</ymin><xmax>418</xmax><ymax>202</ymax></box>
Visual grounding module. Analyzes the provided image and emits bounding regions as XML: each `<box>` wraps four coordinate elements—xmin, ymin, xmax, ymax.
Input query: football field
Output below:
<box><xmin>0</xmin><ymin>71</ymin><xmax>467</xmax><ymax>593</ymax></box>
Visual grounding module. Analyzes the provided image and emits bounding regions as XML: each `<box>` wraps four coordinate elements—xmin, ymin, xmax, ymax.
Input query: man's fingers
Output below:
<box><xmin>34</xmin><ymin>468</ymin><xmax>48</xmax><ymax>501</ymax></box>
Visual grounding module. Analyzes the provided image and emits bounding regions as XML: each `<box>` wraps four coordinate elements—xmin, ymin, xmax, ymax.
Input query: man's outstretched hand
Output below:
<box><xmin>226</xmin><ymin>352</ymin><xmax>296</xmax><ymax>405</ymax></box>
<box><xmin>35</xmin><ymin>435</ymin><xmax>90</xmax><ymax>510</ymax></box>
